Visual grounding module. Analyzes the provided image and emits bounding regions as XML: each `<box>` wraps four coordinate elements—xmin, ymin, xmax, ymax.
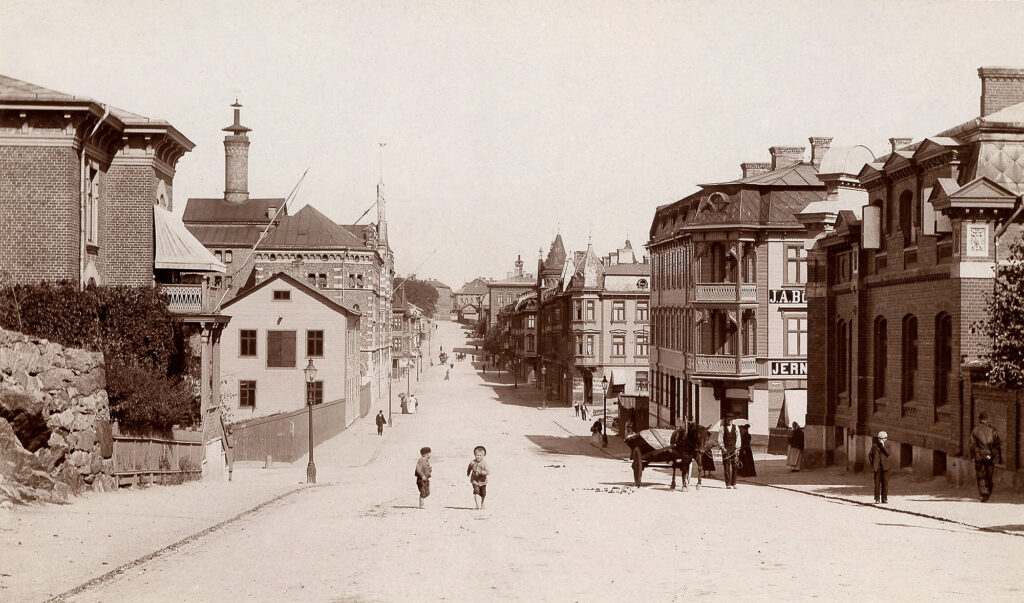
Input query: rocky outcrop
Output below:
<box><xmin>0</xmin><ymin>328</ymin><xmax>116</xmax><ymax>504</ymax></box>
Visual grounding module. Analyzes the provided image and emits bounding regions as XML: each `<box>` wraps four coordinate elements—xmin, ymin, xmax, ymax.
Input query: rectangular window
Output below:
<box><xmin>239</xmin><ymin>381</ymin><xmax>256</xmax><ymax>408</ymax></box>
<box><xmin>307</xmin><ymin>330</ymin><xmax>324</xmax><ymax>357</ymax></box>
<box><xmin>85</xmin><ymin>165</ymin><xmax>99</xmax><ymax>245</ymax></box>
<box><xmin>272</xmin><ymin>290</ymin><xmax>291</xmax><ymax>301</ymax></box>
<box><xmin>637</xmin><ymin>301</ymin><xmax>649</xmax><ymax>322</ymax></box>
<box><xmin>240</xmin><ymin>329</ymin><xmax>257</xmax><ymax>357</ymax></box>
<box><xmin>635</xmin><ymin>333</ymin><xmax>649</xmax><ymax>356</ymax></box>
<box><xmin>902</xmin><ymin>315</ymin><xmax>918</xmax><ymax>403</ymax></box>
<box><xmin>317</xmin><ymin>274</ymin><xmax>328</xmax><ymax>288</ymax></box>
<box><xmin>586</xmin><ymin>335</ymin><xmax>595</xmax><ymax>356</ymax></box>
<box><xmin>586</xmin><ymin>301</ymin><xmax>595</xmax><ymax>321</ymax></box>
<box><xmin>225</xmin><ymin>250</ymin><xmax>233</xmax><ymax>263</ymax></box>
<box><xmin>527</xmin><ymin>316</ymin><xmax>535</xmax><ymax>329</ymax></box>
<box><xmin>526</xmin><ymin>334</ymin><xmax>535</xmax><ymax>352</ymax></box>
<box><xmin>785</xmin><ymin>245</ymin><xmax>808</xmax><ymax>284</ymax></box>
<box><xmin>612</xmin><ymin>301</ymin><xmax>625</xmax><ymax>321</ymax></box>
<box><xmin>784</xmin><ymin>315</ymin><xmax>808</xmax><ymax>357</ymax></box>
<box><xmin>306</xmin><ymin>380</ymin><xmax>324</xmax><ymax>405</ymax></box>
<box><xmin>874</xmin><ymin>317</ymin><xmax>887</xmax><ymax>400</ymax></box>
<box><xmin>575</xmin><ymin>335</ymin><xmax>584</xmax><ymax>355</ymax></box>
<box><xmin>612</xmin><ymin>334</ymin><xmax>625</xmax><ymax>356</ymax></box>
<box><xmin>575</xmin><ymin>301</ymin><xmax>583</xmax><ymax>320</ymax></box>
<box><xmin>266</xmin><ymin>330</ymin><xmax>296</xmax><ymax>367</ymax></box>
<box><xmin>636</xmin><ymin>371</ymin><xmax>649</xmax><ymax>392</ymax></box>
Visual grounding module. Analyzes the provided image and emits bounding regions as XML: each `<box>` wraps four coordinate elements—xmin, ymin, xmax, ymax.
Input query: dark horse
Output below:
<box><xmin>669</xmin><ymin>422</ymin><xmax>713</xmax><ymax>491</ymax></box>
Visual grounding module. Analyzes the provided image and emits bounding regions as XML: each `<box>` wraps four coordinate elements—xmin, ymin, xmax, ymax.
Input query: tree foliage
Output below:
<box><xmin>397</xmin><ymin>278</ymin><xmax>439</xmax><ymax>318</ymax></box>
<box><xmin>483</xmin><ymin>328</ymin><xmax>503</xmax><ymax>357</ymax></box>
<box><xmin>972</xmin><ymin>238</ymin><xmax>1024</xmax><ymax>388</ymax></box>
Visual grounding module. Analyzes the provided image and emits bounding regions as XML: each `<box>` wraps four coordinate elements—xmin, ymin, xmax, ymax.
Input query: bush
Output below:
<box><xmin>105</xmin><ymin>363</ymin><xmax>200</xmax><ymax>433</ymax></box>
<box><xmin>972</xmin><ymin>238</ymin><xmax>1024</xmax><ymax>389</ymax></box>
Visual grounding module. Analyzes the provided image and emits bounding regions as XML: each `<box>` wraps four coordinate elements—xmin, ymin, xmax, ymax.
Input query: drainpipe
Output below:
<box><xmin>80</xmin><ymin>104</ymin><xmax>111</xmax><ymax>289</ymax></box>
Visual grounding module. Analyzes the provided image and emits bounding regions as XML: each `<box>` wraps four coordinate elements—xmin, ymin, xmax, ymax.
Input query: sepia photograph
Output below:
<box><xmin>2</xmin><ymin>0</ymin><xmax>1024</xmax><ymax>600</ymax></box>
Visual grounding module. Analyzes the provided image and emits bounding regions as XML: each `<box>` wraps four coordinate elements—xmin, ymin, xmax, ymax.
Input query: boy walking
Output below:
<box><xmin>415</xmin><ymin>447</ymin><xmax>432</xmax><ymax>509</ymax></box>
<box><xmin>375</xmin><ymin>410</ymin><xmax>387</xmax><ymax>435</ymax></box>
<box><xmin>467</xmin><ymin>445</ymin><xmax>490</xmax><ymax>510</ymax></box>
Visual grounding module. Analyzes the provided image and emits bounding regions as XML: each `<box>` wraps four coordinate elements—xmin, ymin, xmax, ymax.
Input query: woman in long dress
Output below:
<box><xmin>737</xmin><ymin>424</ymin><xmax>757</xmax><ymax>477</ymax></box>
<box><xmin>786</xmin><ymin>422</ymin><xmax>804</xmax><ymax>471</ymax></box>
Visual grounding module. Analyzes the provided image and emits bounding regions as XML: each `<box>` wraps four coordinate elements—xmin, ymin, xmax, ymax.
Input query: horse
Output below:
<box><xmin>669</xmin><ymin>422</ymin><xmax>713</xmax><ymax>491</ymax></box>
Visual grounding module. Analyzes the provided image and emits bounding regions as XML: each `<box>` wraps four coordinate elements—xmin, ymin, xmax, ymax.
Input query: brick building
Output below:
<box><xmin>536</xmin><ymin>238</ymin><xmax>650</xmax><ymax>409</ymax></box>
<box><xmin>454</xmin><ymin>278</ymin><xmax>489</xmax><ymax>320</ymax></box>
<box><xmin>184</xmin><ymin>104</ymin><xmax>394</xmax><ymax>406</ymax></box>
<box><xmin>804</xmin><ymin>67</ymin><xmax>1024</xmax><ymax>480</ymax></box>
<box><xmin>647</xmin><ymin>140</ymin><xmax>832</xmax><ymax>437</ymax></box>
<box><xmin>0</xmin><ymin>75</ymin><xmax>197</xmax><ymax>287</ymax></box>
<box><xmin>487</xmin><ymin>256</ymin><xmax>535</xmax><ymax>326</ymax></box>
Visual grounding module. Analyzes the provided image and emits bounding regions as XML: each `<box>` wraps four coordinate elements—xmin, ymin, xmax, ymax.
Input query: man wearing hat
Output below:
<box><xmin>970</xmin><ymin>413</ymin><xmax>1002</xmax><ymax>502</ymax></box>
<box><xmin>415</xmin><ymin>446</ymin><xmax>432</xmax><ymax>508</ymax></box>
<box><xmin>718</xmin><ymin>415</ymin><xmax>739</xmax><ymax>489</ymax></box>
<box><xmin>869</xmin><ymin>431</ymin><xmax>891</xmax><ymax>504</ymax></box>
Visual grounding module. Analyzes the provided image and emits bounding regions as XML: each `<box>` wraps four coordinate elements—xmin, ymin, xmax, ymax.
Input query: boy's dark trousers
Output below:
<box><xmin>873</xmin><ymin>469</ymin><xmax>888</xmax><ymax>502</ymax></box>
<box><xmin>975</xmin><ymin>459</ymin><xmax>995</xmax><ymax>500</ymax></box>
<box><xmin>377</xmin><ymin>425</ymin><xmax>383</xmax><ymax>435</ymax></box>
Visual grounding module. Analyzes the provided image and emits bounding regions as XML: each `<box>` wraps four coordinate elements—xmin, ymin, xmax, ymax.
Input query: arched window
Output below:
<box><xmin>934</xmin><ymin>313</ymin><xmax>952</xmax><ymax>407</ymax></box>
<box><xmin>901</xmin><ymin>314</ymin><xmax>918</xmax><ymax>403</ymax></box>
<box><xmin>873</xmin><ymin>316</ymin><xmax>887</xmax><ymax>400</ymax></box>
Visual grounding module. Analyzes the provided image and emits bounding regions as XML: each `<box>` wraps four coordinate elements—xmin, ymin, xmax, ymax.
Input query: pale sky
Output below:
<box><xmin>3</xmin><ymin>0</ymin><xmax>1024</xmax><ymax>289</ymax></box>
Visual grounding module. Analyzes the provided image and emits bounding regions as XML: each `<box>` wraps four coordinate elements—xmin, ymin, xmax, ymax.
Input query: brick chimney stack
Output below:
<box><xmin>223</xmin><ymin>101</ymin><xmax>252</xmax><ymax>204</ymax></box>
<box><xmin>769</xmin><ymin>146</ymin><xmax>805</xmax><ymax>170</ymax></box>
<box><xmin>741</xmin><ymin>162</ymin><xmax>772</xmax><ymax>178</ymax></box>
<box><xmin>889</xmin><ymin>137</ymin><xmax>913</xmax><ymax>153</ymax></box>
<box><xmin>978</xmin><ymin>67</ymin><xmax>1024</xmax><ymax>117</ymax></box>
<box><xmin>515</xmin><ymin>255</ymin><xmax>524</xmax><ymax>277</ymax></box>
<box><xmin>809</xmin><ymin>137</ymin><xmax>832</xmax><ymax>166</ymax></box>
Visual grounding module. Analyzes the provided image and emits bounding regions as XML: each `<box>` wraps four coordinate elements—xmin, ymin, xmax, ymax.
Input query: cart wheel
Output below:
<box><xmin>631</xmin><ymin>448</ymin><xmax>643</xmax><ymax>487</ymax></box>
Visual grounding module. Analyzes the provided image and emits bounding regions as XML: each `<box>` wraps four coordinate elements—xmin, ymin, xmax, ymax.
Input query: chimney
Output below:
<box><xmin>979</xmin><ymin>67</ymin><xmax>1024</xmax><ymax>117</ymax></box>
<box><xmin>266</xmin><ymin>206</ymin><xmax>276</xmax><ymax>220</ymax></box>
<box><xmin>769</xmin><ymin>146</ymin><xmax>805</xmax><ymax>170</ymax></box>
<box><xmin>741</xmin><ymin>162</ymin><xmax>771</xmax><ymax>178</ymax></box>
<box><xmin>809</xmin><ymin>137</ymin><xmax>832</xmax><ymax>166</ymax></box>
<box><xmin>223</xmin><ymin>101</ymin><xmax>252</xmax><ymax>204</ymax></box>
<box><xmin>889</xmin><ymin>137</ymin><xmax>913</xmax><ymax>153</ymax></box>
<box><xmin>515</xmin><ymin>254</ymin><xmax>524</xmax><ymax>277</ymax></box>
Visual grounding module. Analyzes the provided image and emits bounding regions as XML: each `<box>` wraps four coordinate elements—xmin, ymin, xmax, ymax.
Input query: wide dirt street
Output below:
<box><xmin>69</xmin><ymin>322</ymin><xmax>1024</xmax><ymax>602</ymax></box>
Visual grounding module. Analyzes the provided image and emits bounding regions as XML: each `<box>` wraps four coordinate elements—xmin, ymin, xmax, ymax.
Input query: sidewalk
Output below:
<box><xmin>0</xmin><ymin>391</ymin><xmax>398</xmax><ymax>603</ymax></box>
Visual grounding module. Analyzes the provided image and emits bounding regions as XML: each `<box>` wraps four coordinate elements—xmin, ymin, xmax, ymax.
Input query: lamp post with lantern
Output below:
<box><xmin>304</xmin><ymin>358</ymin><xmax>318</xmax><ymax>484</ymax></box>
<box><xmin>601</xmin><ymin>375</ymin><xmax>609</xmax><ymax>448</ymax></box>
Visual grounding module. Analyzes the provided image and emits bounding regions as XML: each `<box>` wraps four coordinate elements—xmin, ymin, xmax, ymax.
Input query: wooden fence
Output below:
<box><xmin>230</xmin><ymin>397</ymin><xmax>348</xmax><ymax>463</ymax></box>
<box><xmin>111</xmin><ymin>427</ymin><xmax>203</xmax><ymax>486</ymax></box>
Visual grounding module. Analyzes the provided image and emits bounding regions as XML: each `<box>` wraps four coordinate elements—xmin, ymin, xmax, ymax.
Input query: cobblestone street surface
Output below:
<box><xmin>3</xmin><ymin>321</ymin><xmax>1022</xmax><ymax>602</ymax></box>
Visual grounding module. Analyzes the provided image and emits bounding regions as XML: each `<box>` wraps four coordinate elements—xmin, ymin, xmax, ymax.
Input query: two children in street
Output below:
<box><xmin>414</xmin><ymin>445</ymin><xmax>489</xmax><ymax>510</ymax></box>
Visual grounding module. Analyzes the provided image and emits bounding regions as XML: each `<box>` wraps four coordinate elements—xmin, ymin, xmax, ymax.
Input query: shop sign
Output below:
<box><xmin>768</xmin><ymin>289</ymin><xmax>806</xmax><ymax>304</ymax></box>
<box><xmin>770</xmin><ymin>361</ymin><xmax>807</xmax><ymax>376</ymax></box>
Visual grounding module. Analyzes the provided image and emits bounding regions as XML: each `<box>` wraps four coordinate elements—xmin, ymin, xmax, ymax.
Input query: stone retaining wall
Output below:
<box><xmin>0</xmin><ymin>328</ymin><xmax>115</xmax><ymax>505</ymax></box>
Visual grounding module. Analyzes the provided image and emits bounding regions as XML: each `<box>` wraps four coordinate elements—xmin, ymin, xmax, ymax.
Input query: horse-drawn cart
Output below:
<box><xmin>625</xmin><ymin>428</ymin><xmax>682</xmax><ymax>487</ymax></box>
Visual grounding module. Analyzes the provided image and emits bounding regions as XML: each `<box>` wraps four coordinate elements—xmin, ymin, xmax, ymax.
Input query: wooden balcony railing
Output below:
<box><xmin>692</xmin><ymin>354</ymin><xmax>758</xmax><ymax>376</ymax></box>
<box><xmin>694</xmin><ymin>283</ymin><xmax>757</xmax><ymax>303</ymax></box>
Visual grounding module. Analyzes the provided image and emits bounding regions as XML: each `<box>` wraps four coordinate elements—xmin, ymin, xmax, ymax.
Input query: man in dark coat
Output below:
<box><xmin>970</xmin><ymin>413</ymin><xmax>1002</xmax><ymax>502</ymax></box>
<box><xmin>869</xmin><ymin>431</ymin><xmax>890</xmax><ymax>504</ymax></box>
<box><xmin>375</xmin><ymin>410</ymin><xmax>387</xmax><ymax>435</ymax></box>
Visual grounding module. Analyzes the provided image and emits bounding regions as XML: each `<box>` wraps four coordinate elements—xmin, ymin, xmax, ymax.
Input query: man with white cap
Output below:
<box><xmin>869</xmin><ymin>431</ymin><xmax>891</xmax><ymax>504</ymax></box>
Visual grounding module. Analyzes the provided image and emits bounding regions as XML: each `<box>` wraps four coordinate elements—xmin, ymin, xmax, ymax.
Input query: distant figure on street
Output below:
<box><xmin>786</xmin><ymin>422</ymin><xmax>804</xmax><ymax>472</ymax></box>
<box><xmin>483</xmin><ymin>362</ymin><xmax>488</xmax><ymax>374</ymax></box>
<box><xmin>590</xmin><ymin>420</ymin><xmax>603</xmax><ymax>445</ymax></box>
<box><xmin>574</xmin><ymin>401</ymin><xmax>580</xmax><ymax>418</ymax></box>
<box><xmin>445</xmin><ymin>369</ymin><xmax>450</xmax><ymax>381</ymax></box>
<box><xmin>970</xmin><ymin>413</ymin><xmax>1002</xmax><ymax>502</ymax></box>
<box><xmin>408</xmin><ymin>393</ymin><xmax>418</xmax><ymax>413</ymax></box>
<box><xmin>737</xmin><ymin>424</ymin><xmax>756</xmax><ymax>478</ymax></box>
<box><xmin>467</xmin><ymin>445</ymin><xmax>490</xmax><ymax>510</ymax></box>
<box><xmin>415</xmin><ymin>447</ymin><xmax>432</xmax><ymax>509</ymax></box>
<box><xmin>869</xmin><ymin>431</ymin><xmax>890</xmax><ymax>504</ymax></box>
<box><xmin>580</xmin><ymin>404</ymin><xmax>588</xmax><ymax>421</ymax></box>
<box><xmin>718</xmin><ymin>416</ymin><xmax>739</xmax><ymax>489</ymax></box>
<box><xmin>376</xmin><ymin>410</ymin><xmax>387</xmax><ymax>436</ymax></box>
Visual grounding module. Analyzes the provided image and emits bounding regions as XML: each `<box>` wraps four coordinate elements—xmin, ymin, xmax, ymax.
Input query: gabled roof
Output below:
<box><xmin>183</xmin><ymin>198</ymin><xmax>287</xmax><ymax>223</ymax></box>
<box><xmin>705</xmin><ymin>162</ymin><xmax>822</xmax><ymax>187</ymax></box>
<box><xmin>261</xmin><ymin>205</ymin><xmax>365</xmax><ymax>249</ymax></box>
<box><xmin>425</xmin><ymin>279</ymin><xmax>451</xmax><ymax>291</ymax></box>
<box><xmin>930</xmin><ymin>176</ymin><xmax>1019</xmax><ymax>212</ymax></box>
<box><xmin>221</xmin><ymin>272</ymin><xmax>360</xmax><ymax>317</ymax></box>
<box><xmin>604</xmin><ymin>262</ymin><xmax>650</xmax><ymax>276</ymax></box>
<box><xmin>457</xmin><ymin>278</ymin><xmax>490</xmax><ymax>295</ymax></box>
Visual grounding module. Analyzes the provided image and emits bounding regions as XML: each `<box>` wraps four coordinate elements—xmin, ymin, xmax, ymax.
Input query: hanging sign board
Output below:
<box><xmin>770</xmin><ymin>361</ymin><xmax>807</xmax><ymax>377</ymax></box>
<box><xmin>768</xmin><ymin>289</ymin><xmax>806</xmax><ymax>304</ymax></box>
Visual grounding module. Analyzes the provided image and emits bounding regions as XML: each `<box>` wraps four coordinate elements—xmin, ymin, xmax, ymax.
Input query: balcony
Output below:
<box><xmin>161</xmin><ymin>281</ymin><xmax>223</xmax><ymax>316</ymax></box>
<box><xmin>694</xmin><ymin>283</ymin><xmax>757</xmax><ymax>303</ymax></box>
<box><xmin>691</xmin><ymin>354</ymin><xmax>758</xmax><ymax>377</ymax></box>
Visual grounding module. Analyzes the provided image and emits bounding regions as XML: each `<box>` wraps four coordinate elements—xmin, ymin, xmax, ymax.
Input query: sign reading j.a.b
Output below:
<box><xmin>770</xmin><ymin>361</ymin><xmax>807</xmax><ymax>376</ymax></box>
<box><xmin>768</xmin><ymin>289</ymin><xmax>806</xmax><ymax>304</ymax></box>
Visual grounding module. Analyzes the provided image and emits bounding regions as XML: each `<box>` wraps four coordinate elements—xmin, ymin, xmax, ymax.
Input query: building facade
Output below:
<box><xmin>647</xmin><ymin>141</ymin><xmax>831</xmax><ymax>437</ymax></box>
<box><xmin>487</xmin><ymin>256</ymin><xmax>535</xmax><ymax>327</ymax></box>
<box><xmin>805</xmin><ymin>67</ymin><xmax>1024</xmax><ymax>479</ymax></box>
<box><xmin>454</xmin><ymin>278</ymin><xmax>489</xmax><ymax>315</ymax></box>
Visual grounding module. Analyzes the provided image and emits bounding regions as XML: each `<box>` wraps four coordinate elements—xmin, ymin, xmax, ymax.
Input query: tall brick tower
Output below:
<box><xmin>223</xmin><ymin>101</ymin><xmax>251</xmax><ymax>204</ymax></box>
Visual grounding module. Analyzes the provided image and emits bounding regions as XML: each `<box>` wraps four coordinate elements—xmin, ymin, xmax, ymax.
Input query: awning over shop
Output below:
<box><xmin>783</xmin><ymin>389</ymin><xmax>808</xmax><ymax>427</ymax></box>
<box><xmin>154</xmin><ymin>206</ymin><xmax>226</xmax><ymax>273</ymax></box>
<box><xmin>608</xmin><ymin>368</ymin><xmax>626</xmax><ymax>386</ymax></box>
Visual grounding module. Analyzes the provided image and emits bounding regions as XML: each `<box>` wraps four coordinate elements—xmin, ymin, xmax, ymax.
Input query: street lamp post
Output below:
<box><xmin>513</xmin><ymin>357</ymin><xmax>518</xmax><ymax>389</ymax></box>
<box><xmin>541</xmin><ymin>366</ymin><xmax>547</xmax><ymax>409</ymax></box>
<box><xmin>304</xmin><ymin>359</ymin><xmax>318</xmax><ymax>483</ymax></box>
<box><xmin>406</xmin><ymin>354</ymin><xmax>411</xmax><ymax>398</ymax></box>
<box><xmin>601</xmin><ymin>375</ymin><xmax>609</xmax><ymax>448</ymax></box>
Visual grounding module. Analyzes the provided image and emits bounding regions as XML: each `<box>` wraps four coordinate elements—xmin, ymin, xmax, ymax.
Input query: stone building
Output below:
<box><xmin>184</xmin><ymin>104</ymin><xmax>394</xmax><ymax>406</ymax></box>
<box><xmin>423</xmin><ymin>279</ymin><xmax>453</xmax><ymax>318</ymax></box>
<box><xmin>487</xmin><ymin>256</ymin><xmax>535</xmax><ymax>326</ymax></box>
<box><xmin>536</xmin><ymin>238</ymin><xmax>650</xmax><ymax>409</ymax></box>
<box><xmin>454</xmin><ymin>278</ymin><xmax>489</xmax><ymax>318</ymax></box>
<box><xmin>647</xmin><ymin>140</ymin><xmax>831</xmax><ymax>438</ymax></box>
<box><xmin>803</xmin><ymin>67</ymin><xmax>1024</xmax><ymax>479</ymax></box>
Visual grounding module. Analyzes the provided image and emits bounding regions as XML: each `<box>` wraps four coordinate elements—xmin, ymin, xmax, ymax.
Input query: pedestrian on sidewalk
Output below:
<box><xmin>408</xmin><ymin>393</ymin><xmax>418</xmax><ymax>413</ymax></box>
<box><xmin>869</xmin><ymin>431</ymin><xmax>890</xmax><ymax>504</ymax></box>
<box><xmin>574</xmin><ymin>400</ymin><xmax>580</xmax><ymax>418</ymax></box>
<box><xmin>445</xmin><ymin>368</ymin><xmax>450</xmax><ymax>381</ymax></box>
<box><xmin>415</xmin><ymin>447</ymin><xmax>432</xmax><ymax>509</ymax></box>
<box><xmin>737</xmin><ymin>424</ymin><xmax>756</xmax><ymax>478</ymax></box>
<box><xmin>786</xmin><ymin>422</ymin><xmax>804</xmax><ymax>472</ymax></box>
<box><xmin>590</xmin><ymin>420</ymin><xmax>603</xmax><ymax>445</ymax></box>
<box><xmin>467</xmin><ymin>445</ymin><xmax>489</xmax><ymax>510</ymax></box>
<box><xmin>580</xmin><ymin>403</ymin><xmax>588</xmax><ymax>421</ymax></box>
<box><xmin>718</xmin><ymin>416</ymin><xmax>739</xmax><ymax>489</ymax></box>
<box><xmin>376</xmin><ymin>410</ymin><xmax>387</xmax><ymax>435</ymax></box>
<box><xmin>970</xmin><ymin>413</ymin><xmax>1002</xmax><ymax>502</ymax></box>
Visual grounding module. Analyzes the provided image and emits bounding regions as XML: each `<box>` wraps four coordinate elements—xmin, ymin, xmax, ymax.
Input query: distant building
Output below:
<box><xmin>220</xmin><ymin>273</ymin><xmax>361</xmax><ymax>422</ymax></box>
<box><xmin>487</xmin><ymin>255</ymin><xmax>535</xmax><ymax>326</ymax></box>
<box><xmin>454</xmin><ymin>278</ymin><xmax>489</xmax><ymax>319</ymax></box>
<box><xmin>423</xmin><ymin>279</ymin><xmax>453</xmax><ymax>318</ymax></box>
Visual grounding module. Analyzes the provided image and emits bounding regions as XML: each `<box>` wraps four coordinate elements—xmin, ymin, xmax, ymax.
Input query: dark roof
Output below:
<box><xmin>426</xmin><ymin>279</ymin><xmax>451</xmax><ymax>290</ymax></box>
<box><xmin>221</xmin><ymin>272</ymin><xmax>360</xmax><ymax>317</ymax></box>
<box><xmin>543</xmin><ymin>234</ymin><xmax>567</xmax><ymax>270</ymax></box>
<box><xmin>457</xmin><ymin>279</ymin><xmax>490</xmax><ymax>295</ymax></box>
<box><xmin>604</xmin><ymin>263</ymin><xmax>650</xmax><ymax>276</ymax></box>
<box><xmin>261</xmin><ymin>205</ymin><xmax>364</xmax><ymax>249</ymax></box>
<box><xmin>183</xmin><ymin>224</ymin><xmax>261</xmax><ymax>247</ymax></box>
<box><xmin>183</xmin><ymin>198</ymin><xmax>287</xmax><ymax>223</ymax></box>
<box><xmin>705</xmin><ymin>162</ymin><xmax>822</xmax><ymax>187</ymax></box>
<box><xmin>489</xmin><ymin>275</ymin><xmax>534</xmax><ymax>286</ymax></box>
